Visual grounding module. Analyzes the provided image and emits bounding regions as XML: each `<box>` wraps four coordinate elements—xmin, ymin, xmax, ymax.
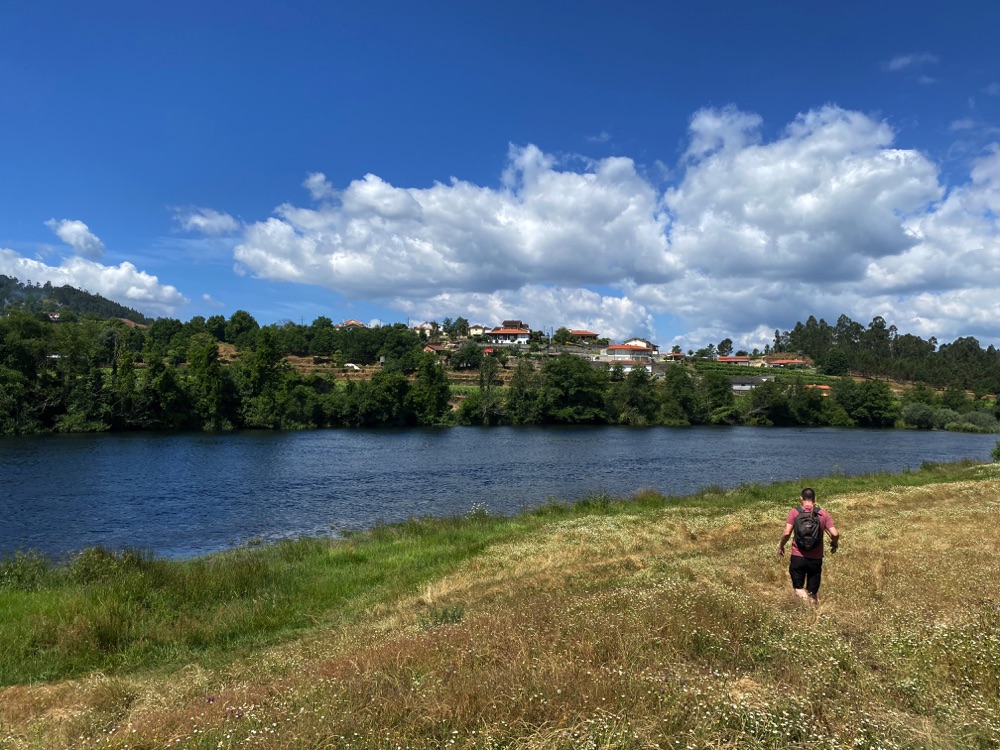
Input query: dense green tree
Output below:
<box><xmin>787</xmin><ymin>384</ymin><xmax>827</xmax><ymax>426</ymax></box>
<box><xmin>0</xmin><ymin>366</ymin><xmax>41</xmax><ymax>433</ymax></box>
<box><xmin>538</xmin><ymin>354</ymin><xmax>608</xmax><ymax>424</ymax></box>
<box><xmin>833</xmin><ymin>379</ymin><xmax>898</xmax><ymax>428</ymax></box>
<box><xmin>346</xmin><ymin>372</ymin><xmax>414</xmax><ymax>427</ymax></box>
<box><xmin>744</xmin><ymin>380</ymin><xmax>793</xmax><ymax>426</ymax></box>
<box><xmin>901</xmin><ymin>402</ymin><xmax>936</xmax><ymax>430</ymax></box>
<box><xmin>451</xmin><ymin>341</ymin><xmax>484</xmax><ymax>370</ymax></box>
<box><xmin>442</xmin><ymin>316</ymin><xmax>470</xmax><ymax>339</ymax></box>
<box><xmin>231</xmin><ymin>329</ymin><xmax>291</xmax><ymax>428</ymax></box>
<box><xmin>505</xmin><ymin>358</ymin><xmax>542</xmax><ymax>425</ymax></box>
<box><xmin>409</xmin><ymin>353</ymin><xmax>452</xmax><ymax>425</ymax></box>
<box><xmin>939</xmin><ymin>384</ymin><xmax>973</xmax><ymax>413</ymax></box>
<box><xmin>186</xmin><ymin>334</ymin><xmax>234</xmax><ymax>429</ymax></box>
<box><xmin>606</xmin><ymin>367</ymin><xmax>657</xmax><ymax>425</ymax></box>
<box><xmin>206</xmin><ymin>314</ymin><xmax>227</xmax><ymax>341</ymax></box>
<box><xmin>700</xmin><ymin>370</ymin><xmax>735</xmax><ymax>412</ymax></box>
<box><xmin>225</xmin><ymin>310</ymin><xmax>260</xmax><ymax>349</ymax></box>
<box><xmin>145</xmin><ymin>318</ymin><xmax>184</xmax><ymax>358</ymax></box>
<box><xmin>552</xmin><ymin>327</ymin><xmax>574</xmax><ymax>346</ymax></box>
<box><xmin>308</xmin><ymin>317</ymin><xmax>337</xmax><ymax>356</ymax></box>
<box><xmin>657</xmin><ymin>365</ymin><xmax>701</xmax><ymax>425</ymax></box>
<box><xmin>821</xmin><ymin>348</ymin><xmax>850</xmax><ymax>376</ymax></box>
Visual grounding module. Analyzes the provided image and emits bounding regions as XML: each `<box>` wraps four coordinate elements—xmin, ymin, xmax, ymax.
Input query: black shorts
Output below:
<box><xmin>788</xmin><ymin>555</ymin><xmax>823</xmax><ymax>594</ymax></box>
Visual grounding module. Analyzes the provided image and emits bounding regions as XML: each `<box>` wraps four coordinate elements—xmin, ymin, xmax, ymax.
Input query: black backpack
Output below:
<box><xmin>793</xmin><ymin>506</ymin><xmax>823</xmax><ymax>550</ymax></box>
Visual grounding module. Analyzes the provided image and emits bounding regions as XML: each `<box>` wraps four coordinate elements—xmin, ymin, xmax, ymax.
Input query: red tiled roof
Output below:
<box><xmin>489</xmin><ymin>328</ymin><xmax>531</xmax><ymax>335</ymax></box>
<box><xmin>571</xmin><ymin>330</ymin><xmax>599</xmax><ymax>336</ymax></box>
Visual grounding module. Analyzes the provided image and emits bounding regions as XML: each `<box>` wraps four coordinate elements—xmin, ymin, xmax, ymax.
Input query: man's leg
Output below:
<box><xmin>804</xmin><ymin>558</ymin><xmax>823</xmax><ymax>604</ymax></box>
<box><xmin>788</xmin><ymin>556</ymin><xmax>811</xmax><ymax>601</ymax></box>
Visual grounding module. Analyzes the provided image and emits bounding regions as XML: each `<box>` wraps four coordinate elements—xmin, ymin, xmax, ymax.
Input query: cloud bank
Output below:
<box><xmin>222</xmin><ymin>104</ymin><xmax>1000</xmax><ymax>348</ymax></box>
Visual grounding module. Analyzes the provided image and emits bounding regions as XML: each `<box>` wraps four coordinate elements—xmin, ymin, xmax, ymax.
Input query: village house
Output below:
<box><xmin>467</xmin><ymin>324</ymin><xmax>488</xmax><ymax>337</ymax></box>
<box><xmin>731</xmin><ymin>375</ymin><xmax>776</xmax><ymax>393</ymax></box>
<box><xmin>570</xmin><ymin>329</ymin><xmax>600</xmax><ymax>343</ymax></box>
<box><xmin>336</xmin><ymin>319</ymin><xmax>366</xmax><ymax>329</ymax></box>
<box><xmin>486</xmin><ymin>324</ymin><xmax>532</xmax><ymax>347</ymax></box>
<box><xmin>412</xmin><ymin>321</ymin><xmax>440</xmax><ymax>338</ymax></box>
<box><xmin>422</xmin><ymin>343</ymin><xmax>451</xmax><ymax>361</ymax></box>
<box><xmin>804</xmin><ymin>384</ymin><xmax>832</xmax><ymax>396</ymax></box>
<box><xmin>717</xmin><ymin>355</ymin><xmax>751</xmax><ymax>365</ymax></box>
<box><xmin>601</xmin><ymin>343</ymin><xmax>656</xmax><ymax>363</ymax></box>
<box><xmin>623</xmin><ymin>337</ymin><xmax>659</xmax><ymax>354</ymax></box>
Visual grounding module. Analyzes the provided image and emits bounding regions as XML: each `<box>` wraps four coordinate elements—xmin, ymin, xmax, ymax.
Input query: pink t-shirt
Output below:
<box><xmin>786</xmin><ymin>506</ymin><xmax>834</xmax><ymax>559</ymax></box>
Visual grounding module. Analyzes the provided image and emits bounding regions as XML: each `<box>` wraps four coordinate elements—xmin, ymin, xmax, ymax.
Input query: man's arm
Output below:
<box><xmin>777</xmin><ymin>522</ymin><xmax>794</xmax><ymax>557</ymax></box>
<box><xmin>826</xmin><ymin>524</ymin><xmax>840</xmax><ymax>552</ymax></box>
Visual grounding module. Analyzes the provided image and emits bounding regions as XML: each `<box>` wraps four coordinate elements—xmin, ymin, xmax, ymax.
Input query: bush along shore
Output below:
<box><xmin>1</xmin><ymin>460</ymin><xmax>999</xmax><ymax>749</ymax></box>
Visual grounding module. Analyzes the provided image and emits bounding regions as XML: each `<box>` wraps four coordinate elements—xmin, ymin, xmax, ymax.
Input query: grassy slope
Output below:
<box><xmin>1</xmin><ymin>463</ymin><xmax>998</xmax><ymax>749</ymax></box>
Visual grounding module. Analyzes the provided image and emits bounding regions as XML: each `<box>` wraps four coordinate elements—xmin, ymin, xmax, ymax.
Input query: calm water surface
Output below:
<box><xmin>1</xmin><ymin>426</ymin><xmax>995</xmax><ymax>558</ymax></box>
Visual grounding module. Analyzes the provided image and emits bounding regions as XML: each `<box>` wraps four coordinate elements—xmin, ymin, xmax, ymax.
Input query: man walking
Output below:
<box><xmin>777</xmin><ymin>487</ymin><xmax>840</xmax><ymax>604</ymax></box>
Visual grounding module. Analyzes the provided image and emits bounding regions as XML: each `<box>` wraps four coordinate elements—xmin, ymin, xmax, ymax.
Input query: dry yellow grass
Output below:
<box><xmin>2</xmin><ymin>474</ymin><xmax>999</xmax><ymax>749</ymax></box>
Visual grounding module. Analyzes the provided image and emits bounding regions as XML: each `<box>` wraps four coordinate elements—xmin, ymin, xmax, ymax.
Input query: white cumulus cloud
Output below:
<box><xmin>45</xmin><ymin>219</ymin><xmax>105</xmax><ymax>259</ymax></box>
<box><xmin>233</xmin><ymin>143</ymin><xmax>675</xmax><ymax>305</ymax></box>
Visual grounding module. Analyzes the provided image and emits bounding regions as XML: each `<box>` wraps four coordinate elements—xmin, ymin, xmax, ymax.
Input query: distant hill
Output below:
<box><xmin>0</xmin><ymin>275</ymin><xmax>152</xmax><ymax>324</ymax></box>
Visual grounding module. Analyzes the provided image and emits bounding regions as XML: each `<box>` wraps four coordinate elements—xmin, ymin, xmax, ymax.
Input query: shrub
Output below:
<box><xmin>901</xmin><ymin>402</ymin><xmax>935</xmax><ymax>430</ymax></box>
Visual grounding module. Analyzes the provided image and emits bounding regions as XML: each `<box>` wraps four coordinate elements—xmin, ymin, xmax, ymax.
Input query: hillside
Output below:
<box><xmin>1</xmin><ymin>464</ymin><xmax>997</xmax><ymax>749</ymax></box>
<box><xmin>0</xmin><ymin>275</ymin><xmax>151</xmax><ymax>324</ymax></box>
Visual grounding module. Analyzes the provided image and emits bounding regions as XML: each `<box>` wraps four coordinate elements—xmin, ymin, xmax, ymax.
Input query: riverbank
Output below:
<box><xmin>2</xmin><ymin>461</ymin><xmax>999</xmax><ymax>748</ymax></box>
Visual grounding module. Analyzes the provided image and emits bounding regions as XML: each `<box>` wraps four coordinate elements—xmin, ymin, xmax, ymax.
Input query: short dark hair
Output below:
<box><xmin>801</xmin><ymin>487</ymin><xmax>816</xmax><ymax>502</ymax></box>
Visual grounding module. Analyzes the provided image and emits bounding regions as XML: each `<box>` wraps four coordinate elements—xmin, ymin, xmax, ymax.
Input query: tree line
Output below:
<box><xmin>2</xmin><ymin>303</ymin><xmax>1000</xmax><ymax>435</ymax></box>
<box><xmin>775</xmin><ymin>314</ymin><xmax>1000</xmax><ymax>394</ymax></box>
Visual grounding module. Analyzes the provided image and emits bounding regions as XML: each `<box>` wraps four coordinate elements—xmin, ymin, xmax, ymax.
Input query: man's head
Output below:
<box><xmin>801</xmin><ymin>487</ymin><xmax>816</xmax><ymax>507</ymax></box>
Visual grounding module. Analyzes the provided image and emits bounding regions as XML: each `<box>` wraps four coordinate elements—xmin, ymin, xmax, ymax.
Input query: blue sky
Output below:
<box><xmin>2</xmin><ymin>1</ymin><xmax>999</xmax><ymax>351</ymax></box>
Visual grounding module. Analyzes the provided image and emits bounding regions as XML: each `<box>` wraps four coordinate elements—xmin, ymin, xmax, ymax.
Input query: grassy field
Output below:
<box><xmin>1</xmin><ymin>462</ymin><xmax>998</xmax><ymax>749</ymax></box>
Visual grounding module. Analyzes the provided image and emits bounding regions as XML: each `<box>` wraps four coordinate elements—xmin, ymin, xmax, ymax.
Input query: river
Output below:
<box><xmin>1</xmin><ymin>426</ymin><xmax>995</xmax><ymax>559</ymax></box>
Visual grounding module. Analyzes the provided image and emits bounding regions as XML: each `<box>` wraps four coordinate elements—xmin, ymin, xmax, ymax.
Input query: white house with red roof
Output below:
<box><xmin>570</xmin><ymin>329</ymin><xmax>600</xmax><ymax>342</ymax></box>
<box><xmin>486</xmin><ymin>325</ymin><xmax>531</xmax><ymax>347</ymax></box>
<box><xmin>623</xmin><ymin>337</ymin><xmax>659</xmax><ymax>353</ymax></box>
<box><xmin>601</xmin><ymin>343</ymin><xmax>656</xmax><ymax>362</ymax></box>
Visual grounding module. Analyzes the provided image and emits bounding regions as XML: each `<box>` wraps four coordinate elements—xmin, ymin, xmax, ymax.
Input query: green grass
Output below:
<box><xmin>0</xmin><ymin>517</ymin><xmax>527</xmax><ymax>684</ymax></box>
<box><xmin>0</xmin><ymin>459</ymin><xmax>984</xmax><ymax>687</ymax></box>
